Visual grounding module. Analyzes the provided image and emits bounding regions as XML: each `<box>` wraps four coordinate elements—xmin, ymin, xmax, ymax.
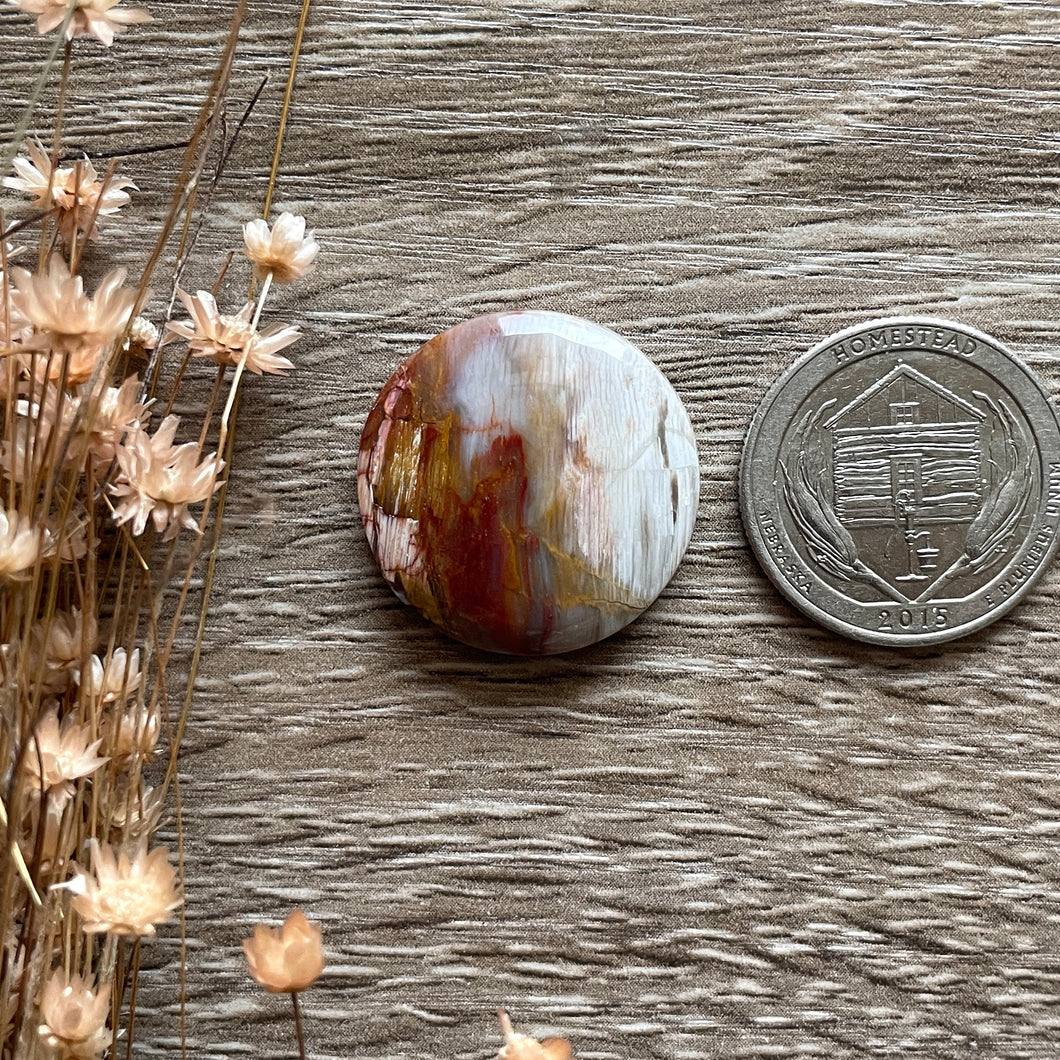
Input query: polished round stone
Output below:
<box><xmin>357</xmin><ymin>310</ymin><xmax>699</xmax><ymax>655</ymax></box>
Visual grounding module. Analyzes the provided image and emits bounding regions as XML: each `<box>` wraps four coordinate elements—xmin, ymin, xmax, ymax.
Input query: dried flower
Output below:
<box><xmin>4</xmin><ymin>141</ymin><xmax>136</xmax><ymax>241</ymax></box>
<box><xmin>10</xmin><ymin>258</ymin><xmax>137</xmax><ymax>381</ymax></box>
<box><xmin>30</xmin><ymin>609</ymin><xmax>98</xmax><ymax>693</ymax></box>
<box><xmin>125</xmin><ymin>315</ymin><xmax>158</xmax><ymax>355</ymax></box>
<box><xmin>1</xmin><ymin>264</ymin><xmax>28</xmax><ymax>351</ymax></box>
<box><xmin>72</xmin><ymin>839</ymin><xmax>181</xmax><ymax>936</ymax></box>
<box><xmin>243</xmin><ymin>909</ymin><xmax>325</xmax><ymax>993</ymax></box>
<box><xmin>75</xmin><ymin>647</ymin><xmax>141</xmax><ymax>704</ymax></box>
<box><xmin>22</xmin><ymin>710</ymin><xmax>108</xmax><ymax>807</ymax></box>
<box><xmin>43</xmin><ymin>508</ymin><xmax>90</xmax><ymax>563</ymax></box>
<box><xmin>166</xmin><ymin>290</ymin><xmax>300</xmax><ymax>375</ymax></box>
<box><xmin>109</xmin><ymin>416</ymin><xmax>221</xmax><ymax>539</ymax></box>
<box><xmin>79</xmin><ymin>375</ymin><xmax>152</xmax><ymax>464</ymax></box>
<box><xmin>11</xmin><ymin>0</ymin><xmax>150</xmax><ymax>45</ymax></box>
<box><xmin>104</xmin><ymin>703</ymin><xmax>160</xmax><ymax>763</ymax></box>
<box><xmin>5</xmin><ymin>140</ymin><xmax>58</xmax><ymax>208</ymax></box>
<box><xmin>19</xmin><ymin>798</ymin><xmax>71</xmax><ymax>873</ymax></box>
<box><xmin>103</xmin><ymin>778</ymin><xmax>164</xmax><ymax>843</ymax></box>
<box><xmin>3</xmin><ymin>378</ymin><xmax>148</xmax><ymax>486</ymax></box>
<box><xmin>0</xmin><ymin>507</ymin><xmax>49</xmax><ymax>580</ymax></box>
<box><xmin>497</xmin><ymin>1012</ymin><xmax>572</xmax><ymax>1060</ymax></box>
<box><xmin>243</xmin><ymin>212</ymin><xmax>319</xmax><ymax>285</ymax></box>
<box><xmin>37</xmin><ymin>970</ymin><xmax>111</xmax><ymax>1059</ymax></box>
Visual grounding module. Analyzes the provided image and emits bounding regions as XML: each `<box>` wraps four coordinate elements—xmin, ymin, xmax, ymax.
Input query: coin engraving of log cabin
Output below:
<box><xmin>824</xmin><ymin>365</ymin><xmax>985</xmax><ymax>532</ymax></box>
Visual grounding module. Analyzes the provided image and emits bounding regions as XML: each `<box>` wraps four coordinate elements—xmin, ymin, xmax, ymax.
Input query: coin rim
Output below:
<box><xmin>739</xmin><ymin>316</ymin><xmax>1060</xmax><ymax>646</ymax></box>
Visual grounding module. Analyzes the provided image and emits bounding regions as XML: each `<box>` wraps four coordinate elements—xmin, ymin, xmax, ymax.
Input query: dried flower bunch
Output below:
<box><xmin>3</xmin><ymin>5</ymin><xmax>579</xmax><ymax>1060</ymax></box>
<box><xmin>0</xmin><ymin>1</ymin><xmax>318</xmax><ymax>1057</ymax></box>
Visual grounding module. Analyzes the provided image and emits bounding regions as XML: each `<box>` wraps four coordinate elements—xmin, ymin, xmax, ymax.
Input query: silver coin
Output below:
<box><xmin>740</xmin><ymin>317</ymin><xmax>1060</xmax><ymax>645</ymax></box>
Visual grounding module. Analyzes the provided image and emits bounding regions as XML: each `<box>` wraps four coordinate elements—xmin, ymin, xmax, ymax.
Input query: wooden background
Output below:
<box><xmin>4</xmin><ymin>1</ymin><xmax>1060</xmax><ymax>1057</ymax></box>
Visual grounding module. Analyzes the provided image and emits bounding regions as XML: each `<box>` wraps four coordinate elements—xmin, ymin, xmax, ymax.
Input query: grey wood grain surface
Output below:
<box><xmin>5</xmin><ymin>1</ymin><xmax>1060</xmax><ymax>1057</ymax></box>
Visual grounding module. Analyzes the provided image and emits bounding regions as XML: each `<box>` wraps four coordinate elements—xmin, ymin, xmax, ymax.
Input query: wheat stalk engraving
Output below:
<box><xmin>914</xmin><ymin>392</ymin><xmax>1037</xmax><ymax>603</ymax></box>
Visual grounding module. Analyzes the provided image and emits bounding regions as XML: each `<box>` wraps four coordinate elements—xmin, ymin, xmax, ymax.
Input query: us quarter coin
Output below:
<box><xmin>740</xmin><ymin>317</ymin><xmax>1060</xmax><ymax>645</ymax></box>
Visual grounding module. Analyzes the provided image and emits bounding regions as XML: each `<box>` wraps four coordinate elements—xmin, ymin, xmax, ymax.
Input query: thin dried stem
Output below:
<box><xmin>0</xmin><ymin>4</ymin><xmax>74</xmax><ymax>181</ymax></box>
<box><xmin>124</xmin><ymin>938</ymin><xmax>143</xmax><ymax>1060</ymax></box>
<box><xmin>291</xmin><ymin>990</ymin><xmax>307</xmax><ymax>1060</ymax></box>
<box><xmin>262</xmin><ymin>0</ymin><xmax>313</xmax><ymax>222</ymax></box>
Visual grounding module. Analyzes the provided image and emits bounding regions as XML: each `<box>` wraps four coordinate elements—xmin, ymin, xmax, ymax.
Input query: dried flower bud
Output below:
<box><xmin>243</xmin><ymin>212</ymin><xmax>319</xmax><ymax>284</ymax></box>
<box><xmin>29</xmin><ymin>609</ymin><xmax>98</xmax><ymax>693</ymax></box>
<box><xmin>43</xmin><ymin>511</ymin><xmax>91</xmax><ymax>565</ymax></box>
<box><xmin>497</xmin><ymin>1012</ymin><xmax>572</xmax><ymax>1060</ymax></box>
<box><xmin>36</xmin><ymin>608</ymin><xmax>98</xmax><ymax>669</ymax></box>
<box><xmin>125</xmin><ymin>316</ymin><xmax>158</xmax><ymax>355</ymax></box>
<box><xmin>37</xmin><ymin>970</ymin><xmax>111</xmax><ymax>1059</ymax></box>
<box><xmin>71</xmin><ymin>839</ymin><xmax>182</xmax><ymax>937</ymax></box>
<box><xmin>242</xmin><ymin>909</ymin><xmax>325</xmax><ymax>993</ymax></box>
<box><xmin>103</xmin><ymin>777</ymin><xmax>164</xmax><ymax>844</ymax></box>
<box><xmin>103</xmin><ymin>703</ymin><xmax>160</xmax><ymax>764</ymax></box>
